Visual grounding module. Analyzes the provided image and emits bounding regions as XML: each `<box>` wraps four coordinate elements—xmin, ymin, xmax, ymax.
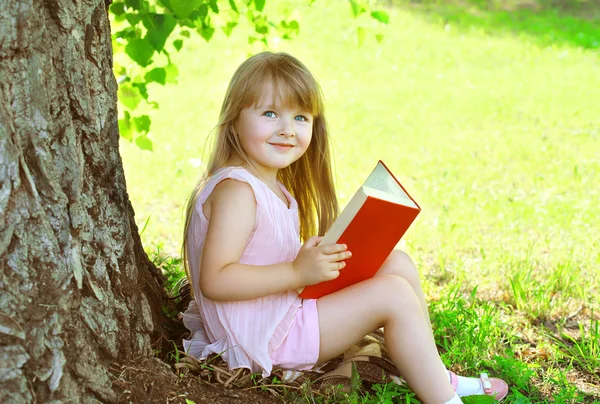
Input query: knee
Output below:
<box><xmin>383</xmin><ymin>250</ymin><xmax>421</xmax><ymax>285</ymax></box>
<box><xmin>374</xmin><ymin>275</ymin><xmax>421</xmax><ymax>312</ymax></box>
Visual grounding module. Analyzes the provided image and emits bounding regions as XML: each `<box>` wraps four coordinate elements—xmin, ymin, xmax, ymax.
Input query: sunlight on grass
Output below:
<box><xmin>119</xmin><ymin>0</ymin><xmax>599</xmax><ymax>401</ymax></box>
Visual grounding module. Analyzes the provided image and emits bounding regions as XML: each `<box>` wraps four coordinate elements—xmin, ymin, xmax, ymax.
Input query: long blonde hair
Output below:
<box><xmin>181</xmin><ymin>52</ymin><xmax>338</xmax><ymax>290</ymax></box>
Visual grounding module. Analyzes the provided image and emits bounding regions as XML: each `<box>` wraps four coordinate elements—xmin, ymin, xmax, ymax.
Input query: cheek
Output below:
<box><xmin>240</xmin><ymin>124</ymin><xmax>268</xmax><ymax>148</ymax></box>
<box><xmin>240</xmin><ymin>135</ymin><xmax>262</xmax><ymax>156</ymax></box>
<box><xmin>248</xmin><ymin>120</ymin><xmax>272</xmax><ymax>140</ymax></box>
<box><xmin>299</xmin><ymin>127</ymin><xmax>313</xmax><ymax>149</ymax></box>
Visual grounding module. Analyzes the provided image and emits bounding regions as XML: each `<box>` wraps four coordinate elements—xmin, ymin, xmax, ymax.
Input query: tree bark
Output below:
<box><xmin>0</xmin><ymin>0</ymin><xmax>167</xmax><ymax>402</ymax></box>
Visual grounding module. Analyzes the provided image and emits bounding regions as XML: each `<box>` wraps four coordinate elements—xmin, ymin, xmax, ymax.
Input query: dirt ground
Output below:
<box><xmin>111</xmin><ymin>357</ymin><xmax>282</xmax><ymax>404</ymax></box>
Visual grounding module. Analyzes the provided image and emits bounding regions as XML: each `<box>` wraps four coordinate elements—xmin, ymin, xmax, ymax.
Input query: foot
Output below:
<box><xmin>449</xmin><ymin>371</ymin><xmax>509</xmax><ymax>401</ymax></box>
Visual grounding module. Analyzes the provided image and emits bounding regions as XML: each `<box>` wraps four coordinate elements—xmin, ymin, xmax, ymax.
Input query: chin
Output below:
<box><xmin>271</xmin><ymin>161</ymin><xmax>294</xmax><ymax>170</ymax></box>
<box><xmin>266</xmin><ymin>156</ymin><xmax>301</xmax><ymax>170</ymax></box>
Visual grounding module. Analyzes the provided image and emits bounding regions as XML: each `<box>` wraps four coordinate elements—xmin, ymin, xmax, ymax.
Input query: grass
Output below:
<box><xmin>118</xmin><ymin>0</ymin><xmax>600</xmax><ymax>402</ymax></box>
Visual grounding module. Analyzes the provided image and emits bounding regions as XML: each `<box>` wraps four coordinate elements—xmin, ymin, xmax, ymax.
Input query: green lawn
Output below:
<box><xmin>119</xmin><ymin>0</ymin><xmax>600</xmax><ymax>402</ymax></box>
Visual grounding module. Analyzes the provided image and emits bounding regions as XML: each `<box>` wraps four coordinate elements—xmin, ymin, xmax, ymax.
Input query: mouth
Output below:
<box><xmin>269</xmin><ymin>143</ymin><xmax>295</xmax><ymax>150</ymax></box>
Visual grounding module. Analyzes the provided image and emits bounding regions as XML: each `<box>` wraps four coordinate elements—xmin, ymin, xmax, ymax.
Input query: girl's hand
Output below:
<box><xmin>292</xmin><ymin>236</ymin><xmax>352</xmax><ymax>287</ymax></box>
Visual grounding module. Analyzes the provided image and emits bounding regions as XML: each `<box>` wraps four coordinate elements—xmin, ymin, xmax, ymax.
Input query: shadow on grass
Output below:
<box><xmin>391</xmin><ymin>0</ymin><xmax>600</xmax><ymax>51</ymax></box>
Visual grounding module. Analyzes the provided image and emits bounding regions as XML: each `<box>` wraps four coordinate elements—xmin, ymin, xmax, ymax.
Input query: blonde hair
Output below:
<box><xmin>181</xmin><ymin>51</ymin><xmax>338</xmax><ymax>291</ymax></box>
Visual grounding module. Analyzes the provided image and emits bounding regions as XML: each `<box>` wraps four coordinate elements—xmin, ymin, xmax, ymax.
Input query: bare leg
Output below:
<box><xmin>316</xmin><ymin>275</ymin><xmax>455</xmax><ymax>404</ymax></box>
<box><xmin>375</xmin><ymin>249</ymin><xmax>432</xmax><ymax>328</ymax></box>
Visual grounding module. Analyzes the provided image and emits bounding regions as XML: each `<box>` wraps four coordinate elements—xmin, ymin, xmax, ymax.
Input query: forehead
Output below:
<box><xmin>253</xmin><ymin>82</ymin><xmax>280</xmax><ymax>106</ymax></box>
<box><xmin>244</xmin><ymin>77</ymin><xmax>316</xmax><ymax>114</ymax></box>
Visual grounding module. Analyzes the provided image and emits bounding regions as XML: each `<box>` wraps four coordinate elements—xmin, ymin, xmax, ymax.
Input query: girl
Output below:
<box><xmin>181</xmin><ymin>52</ymin><xmax>508</xmax><ymax>404</ymax></box>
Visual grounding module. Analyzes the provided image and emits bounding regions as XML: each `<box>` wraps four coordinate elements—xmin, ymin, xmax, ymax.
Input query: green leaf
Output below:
<box><xmin>135</xmin><ymin>135</ymin><xmax>153</xmax><ymax>151</ymax></box>
<box><xmin>125</xmin><ymin>13</ymin><xmax>143</xmax><ymax>25</ymax></box>
<box><xmin>110</xmin><ymin>2</ymin><xmax>126</xmax><ymax>15</ymax></box>
<box><xmin>255</xmin><ymin>23</ymin><xmax>268</xmax><ymax>35</ymax></box>
<box><xmin>144</xmin><ymin>67</ymin><xmax>166</xmax><ymax>85</ymax></box>
<box><xmin>112</xmin><ymin>12</ymin><xmax>128</xmax><ymax>22</ymax></box>
<box><xmin>180</xmin><ymin>30</ymin><xmax>191</xmax><ymax>38</ymax></box>
<box><xmin>375</xmin><ymin>33</ymin><xmax>384</xmax><ymax>43</ymax></box>
<box><xmin>115</xmin><ymin>27</ymin><xmax>137</xmax><ymax>39</ymax></box>
<box><xmin>118</xmin><ymin>111</ymin><xmax>133</xmax><ymax>141</ymax></box>
<box><xmin>173</xmin><ymin>39</ymin><xmax>183</xmax><ymax>51</ymax></box>
<box><xmin>371</xmin><ymin>10</ymin><xmax>389</xmax><ymax>24</ymax></box>
<box><xmin>165</xmin><ymin>64</ymin><xmax>179</xmax><ymax>84</ymax></box>
<box><xmin>357</xmin><ymin>26</ymin><xmax>365</xmax><ymax>47</ymax></box>
<box><xmin>349</xmin><ymin>0</ymin><xmax>364</xmax><ymax>18</ymax></box>
<box><xmin>132</xmin><ymin>82</ymin><xmax>149</xmax><ymax>100</ymax></box>
<box><xmin>125</xmin><ymin>37</ymin><xmax>154</xmax><ymax>67</ymax></box>
<box><xmin>222</xmin><ymin>21</ymin><xmax>238</xmax><ymax>37</ymax></box>
<box><xmin>133</xmin><ymin>115</ymin><xmax>151</xmax><ymax>133</ymax></box>
<box><xmin>119</xmin><ymin>122</ymin><xmax>132</xmax><ymax>140</ymax></box>
<box><xmin>178</xmin><ymin>19</ymin><xmax>195</xmax><ymax>29</ymax></box>
<box><xmin>125</xmin><ymin>0</ymin><xmax>141</xmax><ymax>10</ymax></box>
<box><xmin>228</xmin><ymin>0</ymin><xmax>238</xmax><ymax>13</ymax></box>
<box><xmin>209</xmin><ymin>0</ymin><xmax>219</xmax><ymax>13</ymax></box>
<box><xmin>199</xmin><ymin>26</ymin><xmax>215</xmax><ymax>41</ymax></box>
<box><xmin>279</xmin><ymin>19</ymin><xmax>299</xmax><ymax>39</ymax></box>
<box><xmin>118</xmin><ymin>84</ymin><xmax>142</xmax><ymax>110</ymax></box>
<box><xmin>171</xmin><ymin>0</ymin><xmax>202</xmax><ymax>19</ymax></box>
<box><xmin>192</xmin><ymin>4</ymin><xmax>209</xmax><ymax>20</ymax></box>
<box><xmin>254</xmin><ymin>0</ymin><xmax>265</xmax><ymax>12</ymax></box>
<box><xmin>462</xmin><ymin>395</ymin><xmax>497</xmax><ymax>404</ymax></box>
<box><xmin>144</xmin><ymin>14</ymin><xmax>177</xmax><ymax>51</ymax></box>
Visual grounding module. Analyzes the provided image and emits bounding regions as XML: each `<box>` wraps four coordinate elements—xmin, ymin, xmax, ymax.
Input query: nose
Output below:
<box><xmin>278</xmin><ymin>117</ymin><xmax>295</xmax><ymax>137</ymax></box>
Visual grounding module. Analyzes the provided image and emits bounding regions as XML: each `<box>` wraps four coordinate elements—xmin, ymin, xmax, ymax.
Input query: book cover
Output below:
<box><xmin>298</xmin><ymin>161</ymin><xmax>421</xmax><ymax>299</ymax></box>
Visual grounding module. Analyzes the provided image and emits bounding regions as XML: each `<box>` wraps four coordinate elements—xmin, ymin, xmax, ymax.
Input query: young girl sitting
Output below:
<box><xmin>181</xmin><ymin>52</ymin><xmax>508</xmax><ymax>404</ymax></box>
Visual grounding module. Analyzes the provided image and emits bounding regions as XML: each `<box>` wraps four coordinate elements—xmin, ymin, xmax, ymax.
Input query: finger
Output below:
<box><xmin>327</xmin><ymin>269</ymin><xmax>341</xmax><ymax>280</ymax></box>
<box><xmin>321</xmin><ymin>243</ymin><xmax>347</xmax><ymax>254</ymax></box>
<box><xmin>329</xmin><ymin>251</ymin><xmax>352</xmax><ymax>262</ymax></box>
<box><xmin>303</xmin><ymin>236</ymin><xmax>322</xmax><ymax>248</ymax></box>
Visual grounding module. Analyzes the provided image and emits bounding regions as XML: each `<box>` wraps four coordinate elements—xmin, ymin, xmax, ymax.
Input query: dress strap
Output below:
<box><xmin>198</xmin><ymin>167</ymin><xmax>262</xmax><ymax>202</ymax></box>
<box><xmin>195</xmin><ymin>166</ymin><xmax>269</xmax><ymax>217</ymax></box>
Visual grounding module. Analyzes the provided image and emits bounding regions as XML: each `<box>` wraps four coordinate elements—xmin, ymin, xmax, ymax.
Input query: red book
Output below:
<box><xmin>298</xmin><ymin>161</ymin><xmax>421</xmax><ymax>299</ymax></box>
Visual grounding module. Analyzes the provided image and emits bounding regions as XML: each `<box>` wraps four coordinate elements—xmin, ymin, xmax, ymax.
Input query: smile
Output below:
<box><xmin>269</xmin><ymin>143</ymin><xmax>295</xmax><ymax>151</ymax></box>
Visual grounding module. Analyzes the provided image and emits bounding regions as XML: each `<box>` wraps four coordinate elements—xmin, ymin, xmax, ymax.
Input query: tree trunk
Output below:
<box><xmin>0</xmin><ymin>0</ymin><xmax>167</xmax><ymax>402</ymax></box>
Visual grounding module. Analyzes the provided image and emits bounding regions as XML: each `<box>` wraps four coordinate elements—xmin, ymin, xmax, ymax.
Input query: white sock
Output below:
<box><xmin>444</xmin><ymin>393</ymin><xmax>464</xmax><ymax>404</ymax></box>
<box><xmin>447</xmin><ymin>370</ymin><xmax>484</xmax><ymax>396</ymax></box>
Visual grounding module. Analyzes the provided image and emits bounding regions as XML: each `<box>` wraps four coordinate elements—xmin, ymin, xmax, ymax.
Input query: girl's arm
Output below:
<box><xmin>200</xmin><ymin>180</ymin><xmax>351</xmax><ymax>301</ymax></box>
<box><xmin>199</xmin><ymin>179</ymin><xmax>302</xmax><ymax>301</ymax></box>
<box><xmin>199</xmin><ymin>179</ymin><xmax>349</xmax><ymax>302</ymax></box>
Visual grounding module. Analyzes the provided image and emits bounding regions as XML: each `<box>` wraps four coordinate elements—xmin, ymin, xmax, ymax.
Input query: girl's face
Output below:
<box><xmin>235</xmin><ymin>85</ymin><xmax>313</xmax><ymax>179</ymax></box>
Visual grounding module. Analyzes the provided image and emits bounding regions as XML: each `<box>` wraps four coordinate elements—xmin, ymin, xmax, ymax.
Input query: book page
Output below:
<box><xmin>319</xmin><ymin>188</ymin><xmax>368</xmax><ymax>245</ymax></box>
<box><xmin>364</xmin><ymin>162</ymin><xmax>417</xmax><ymax>207</ymax></box>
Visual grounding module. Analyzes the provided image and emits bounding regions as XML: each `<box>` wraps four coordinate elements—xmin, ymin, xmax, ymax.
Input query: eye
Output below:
<box><xmin>295</xmin><ymin>115</ymin><xmax>309</xmax><ymax>122</ymax></box>
<box><xmin>263</xmin><ymin>111</ymin><xmax>277</xmax><ymax>118</ymax></box>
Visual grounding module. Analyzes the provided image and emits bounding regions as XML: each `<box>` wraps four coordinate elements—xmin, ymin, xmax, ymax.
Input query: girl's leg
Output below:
<box><xmin>375</xmin><ymin>249</ymin><xmax>431</xmax><ymax>328</ymax></box>
<box><xmin>375</xmin><ymin>250</ymin><xmax>508</xmax><ymax>400</ymax></box>
<box><xmin>316</xmin><ymin>275</ymin><xmax>456</xmax><ymax>404</ymax></box>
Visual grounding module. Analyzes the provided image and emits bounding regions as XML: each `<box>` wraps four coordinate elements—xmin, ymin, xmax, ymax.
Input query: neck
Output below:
<box><xmin>227</xmin><ymin>158</ymin><xmax>278</xmax><ymax>187</ymax></box>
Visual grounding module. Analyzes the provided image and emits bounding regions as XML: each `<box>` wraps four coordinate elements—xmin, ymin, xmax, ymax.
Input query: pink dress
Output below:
<box><xmin>182</xmin><ymin>167</ymin><xmax>319</xmax><ymax>377</ymax></box>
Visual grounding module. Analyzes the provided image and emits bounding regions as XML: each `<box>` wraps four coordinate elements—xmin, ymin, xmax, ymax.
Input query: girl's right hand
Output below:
<box><xmin>292</xmin><ymin>236</ymin><xmax>352</xmax><ymax>287</ymax></box>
